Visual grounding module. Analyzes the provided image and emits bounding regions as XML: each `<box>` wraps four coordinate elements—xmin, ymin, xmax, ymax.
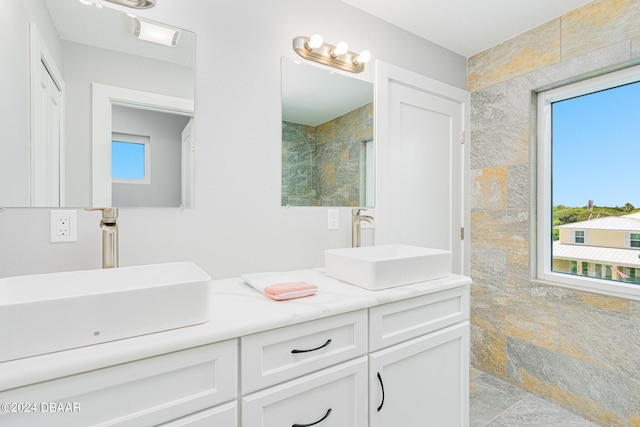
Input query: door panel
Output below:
<box><xmin>375</xmin><ymin>61</ymin><xmax>469</xmax><ymax>274</ymax></box>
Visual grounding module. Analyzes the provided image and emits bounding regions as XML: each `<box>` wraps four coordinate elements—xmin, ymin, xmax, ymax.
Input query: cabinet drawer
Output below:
<box><xmin>369</xmin><ymin>286</ymin><xmax>469</xmax><ymax>351</ymax></box>
<box><xmin>241</xmin><ymin>310</ymin><xmax>367</xmax><ymax>393</ymax></box>
<box><xmin>159</xmin><ymin>401</ymin><xmax>237</xmax><ymax>426</ymax></box>
<box><xmin>242</xmin><ymin>357</ymin><xmax>367</xmax><ymax>427</ymax></box>
<box><xmin>0</xmin><ymin>340</ymin><xmax>237</xmax><ymax>427</ymax></box>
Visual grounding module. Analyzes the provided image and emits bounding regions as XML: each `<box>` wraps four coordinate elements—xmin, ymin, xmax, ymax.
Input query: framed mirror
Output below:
<box><xmin>281</xmin><ymin>57</ymin><xmax>374</xmax><ymax>207</ymax></box>
<box><xmin>0</xmin><ymin>0</ymin><xmax>195</xmax><ymax>208</ymax></box>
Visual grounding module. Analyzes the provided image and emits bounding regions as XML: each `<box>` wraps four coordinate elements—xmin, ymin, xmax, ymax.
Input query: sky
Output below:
<box><xmin>552</xmin><ymin>80</ymin><xmax>640</xmax><ymax>208</ymax></box>
<box><xmin>112</xmin><ymin>141</ymin><xmax>145</xmax><ymax>180</ymax></box>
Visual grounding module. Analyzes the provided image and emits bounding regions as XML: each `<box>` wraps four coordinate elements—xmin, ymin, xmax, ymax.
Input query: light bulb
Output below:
<box><xmin>78</xmin><ymin>0</ymin><xmax>92</xmax><ymax>4</ymax></box>
<box><xmin>355</xmin><ymin>50</ymin><xmax>371</xmax><ymax>64</ymax></box>
<box><xmin>332</xmin><ymin>41</ymin><xmax>349</xmax><ymax>57</ymax></box>
<box><xmin>307</xmin><ymin>34</ymin><xmax>323</xmax><ymax>50</ymax></box>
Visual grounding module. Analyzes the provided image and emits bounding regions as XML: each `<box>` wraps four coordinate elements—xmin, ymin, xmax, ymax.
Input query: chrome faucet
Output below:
<box><xmin>352</xmin><ymin>208</ymin><xmax>374</xmax><ymax>248</ymax></box>
<box><xmin>88</xmin><ymin>208</ymin><xmax>119</xmax><ymax>268</ymax></box>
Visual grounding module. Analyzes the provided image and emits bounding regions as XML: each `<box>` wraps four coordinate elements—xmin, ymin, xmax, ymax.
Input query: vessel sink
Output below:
<box><xmin>0</xmin><ymin>262</ymin><xmax>211</xmax><ymax>362</ymax></box>
<box><xmin>325</xmin><ymin>244</ymin><xmax>451</xmax><ymax>290</ymax></box>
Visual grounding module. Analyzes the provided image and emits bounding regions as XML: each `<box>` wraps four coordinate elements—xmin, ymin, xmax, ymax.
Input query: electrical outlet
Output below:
<box><xmin>328</xmin><ymin>209</ymin><xmax>339</xmax><ymax>230</ymax></box>
<box><xmin>50</xmin><ymin>210</ymin><xmax>77</xmax><ymax>243</ymax></box>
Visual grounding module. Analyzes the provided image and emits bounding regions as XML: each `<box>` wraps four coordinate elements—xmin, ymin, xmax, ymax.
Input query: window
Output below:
<box><xmin>112</xmin><ymin>133</ymin><xmax>150</xmax><ymax>184</ymax></box>
<box><xmin>537</xmin><ymin>65</ymin><xmax>640</xmax><ymax>298</ymax></box>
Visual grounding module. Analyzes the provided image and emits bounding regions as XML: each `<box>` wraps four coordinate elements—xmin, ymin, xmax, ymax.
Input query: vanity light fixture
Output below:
<box><xmin>134</xmin><ymin>18</ymin><xmax>180</xmax><ymax>47</ymax></box>
<box><xmin>104</xmin><ymin>0</ymin><xmax>156</xmax><ymax>8</ymax></box>
<box><xmin>293</xmin><ymin>35</ymin><xmax>371</xmax><ymax>73</ymax></box>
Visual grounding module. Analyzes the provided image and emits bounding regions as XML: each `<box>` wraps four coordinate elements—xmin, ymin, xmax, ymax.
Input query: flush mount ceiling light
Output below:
<box><xmin>104</xmin><ymin>0</ymin><xmax>156</xmax><ymax>8</ymax></box>
<box><xmin>293</xmin><ymin>35</ymin><xmax>371</xmax><ymax>73</ymax></box>
<box><xmin>134</xmin><ymin>18</ymin><xmax>180</xmax><ymax>47</ymax></box>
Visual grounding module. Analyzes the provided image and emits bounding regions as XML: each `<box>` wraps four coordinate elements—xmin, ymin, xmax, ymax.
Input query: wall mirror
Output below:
<box><xmin>281</xmin><ymin>57</ymin><xmax>374</xmax><ymax>207</ymax></box>
<box><xmin>0</xmin><ymin>0</ymin><xmax>195</xmax><ymax>208</ymax></box>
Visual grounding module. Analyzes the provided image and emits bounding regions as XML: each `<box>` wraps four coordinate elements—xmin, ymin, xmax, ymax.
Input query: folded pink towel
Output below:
<box><xmin>240</xmin><ymin>273</ymin><xmax>318</xmax><ymax>301</ymax></box>
<box><xmin>264</xmin><ymin>282</ymin><xmax>318</xmax><ymax>301</ymax></box>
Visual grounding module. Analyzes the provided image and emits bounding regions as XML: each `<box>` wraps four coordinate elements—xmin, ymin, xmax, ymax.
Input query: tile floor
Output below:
<box><xmin>469</xmin><ymin>368</ymin><xmax>602</xmax><ymax>427</ymax></box>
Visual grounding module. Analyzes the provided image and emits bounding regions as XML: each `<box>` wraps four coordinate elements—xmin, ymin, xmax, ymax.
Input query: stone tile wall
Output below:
<box><xmin>468</xmin><ymin>0</ymin><xmax>640</xmax><ymax>425</ymax></box>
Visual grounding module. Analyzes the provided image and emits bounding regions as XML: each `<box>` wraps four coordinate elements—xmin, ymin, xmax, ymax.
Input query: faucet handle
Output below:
<box><xmin>86</xmin><ymin>207</ymin><xmax>119</xmax><ymax>223</ymax></box>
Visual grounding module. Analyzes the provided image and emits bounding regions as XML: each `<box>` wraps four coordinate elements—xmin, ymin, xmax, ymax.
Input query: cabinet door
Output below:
<box><xmin>369</xmin><ymin>322</ymin><xmax>469</xmax><ymax>427</ymax></box>
<box><xmin>243</xmin><ymin>357</ymin><xmax>367</xmax><ymax>427</ymax></box>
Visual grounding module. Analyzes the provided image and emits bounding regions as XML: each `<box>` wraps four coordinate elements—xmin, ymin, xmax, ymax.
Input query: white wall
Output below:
<box><xmin>0</xmin><ymin>0</ymin><xmax>467</xmax><ymax>279</ymax></box>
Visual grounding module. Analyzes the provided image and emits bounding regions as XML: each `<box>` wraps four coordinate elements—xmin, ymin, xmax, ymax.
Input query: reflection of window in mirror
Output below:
<box><xmin>111</xmin><ymin>133</ymin><xmax>150</xmax><ymax>184</ymax></box>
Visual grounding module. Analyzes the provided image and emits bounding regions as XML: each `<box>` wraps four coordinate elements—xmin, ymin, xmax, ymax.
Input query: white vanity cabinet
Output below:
<box><xmin>0</xmin><ymin>340</ymin><xmax>238</xmax><ymax>427</ymax></box>
<box><xmin>368</xmin><ymin>286</ymin><xmax>470</xmax><ymax>427</ymax></box>
<box><xmin>0</xmin><ymin>273</ymin><xmax>471</xmax><ymax>427</ymax></box>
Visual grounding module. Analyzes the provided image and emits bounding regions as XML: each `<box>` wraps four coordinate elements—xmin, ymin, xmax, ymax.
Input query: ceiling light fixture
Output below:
<box><xmin>293</xmin><ymin>35</ymin><xmax>371</xmax><ymax>73</ymax></box>
<box><xmin>134</xmin><ymin>18</ymin><xmax>180</xmax><ymax>47</ymax></box>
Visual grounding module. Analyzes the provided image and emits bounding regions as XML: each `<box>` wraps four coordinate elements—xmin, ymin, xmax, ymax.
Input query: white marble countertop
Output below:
<box><xmin>0</xmin><ymin>268</ymin><xmax>471</xmax><ymax>391</ymax></box>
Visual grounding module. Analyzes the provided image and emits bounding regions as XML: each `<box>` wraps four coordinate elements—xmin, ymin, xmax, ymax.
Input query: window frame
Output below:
<box><xmin>536</xmin><ymin>65</ymin><xmax>640</xmax><ymax>300</ymax></box>
<box><xmin>111</xmin><ymin>132</ymin><xmax>151</xmax><ymax>185</ymax></box>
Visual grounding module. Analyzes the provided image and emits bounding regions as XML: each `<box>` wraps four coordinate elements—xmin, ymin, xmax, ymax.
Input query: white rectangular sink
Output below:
<box><xmin>325</xmin><ymin>244</ymin><xmax>451</xmax><ymax>290</ymax></box>
<box><xmin>0</xmin><ymin>262</ymin><xmax>211</xmax><ymax>362</ymax></box>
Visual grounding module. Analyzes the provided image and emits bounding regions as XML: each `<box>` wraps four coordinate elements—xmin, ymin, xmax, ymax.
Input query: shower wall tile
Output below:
<box><xmin>506</xmin><ymin>165</ymin><xmax>529</xmax><ymax>209</ymax></box>
<box><xmin>632</xmin><ymin>378</ymin><xmax>640</xmax><ymax>427</ymax></box>
<box><xmin>506</xmin><ymin>338</ymin><xmax>630</xmax><ymax>426</ymax></box>
<box><xmin>470</xmin><ymin>82</ymin><xmax>508</xmax><ymax>128</ymax></box>
<box><xmin>470</xmin><ymin>125</ymin><xmax>529</xmax><ymax>170</ymax></box>
<box><xmin>471</xmin><ymin>247</ymin><xmax>507</xmax><ymax>291</ymax></box>
<box><xmin>471</xmin><ymin>167</ymin><xmax>507</xmax><ymax>210</ymax></box>
<box><xmin>561</xmin><ymin>0</ymin><xmax>640</xmax><ymax>61</ymax></box>
<box><xmin>633</xmin><ymin>36</ymin><xmax>640</xmax><ymax>59</ymax></box>
<box><xmin>471</xmin><ymin>323</ymin><xmax>506</xmax><ymax>377</ymax></box>
<box><xmin>470</xmin><ymin>210</ymin><xmax>528</xmax><ymax>253</ymax></box>
<box><xmin>559</xmin><ymin>303</ymin><xmax>640</xmax><ymax>380</ymax></box>
<box><xmin>468</xmin><ymin>19</ymin><xmax>561</xmax><ymax>93</ymax></box>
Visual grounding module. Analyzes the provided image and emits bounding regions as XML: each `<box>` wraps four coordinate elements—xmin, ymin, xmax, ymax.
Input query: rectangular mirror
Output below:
<box><xmin>0</xmin><ymin>0</ymin><xmax>195</xmax><ymax>208</ymax></box>
<box><xmin>281</xmin><ymin>57</ymin><xmax>374</xmax><ymax>207</ymax></box>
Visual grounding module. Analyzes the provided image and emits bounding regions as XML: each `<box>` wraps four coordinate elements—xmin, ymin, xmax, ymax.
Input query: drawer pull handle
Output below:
<box><xmin>291</xmin><ymin>339</ymin><xmax>332</xmax><ymax>354</ymax></box>
<box><xmin>377</xmin><ymin>372</ymin><xmax>385</xmax><ymax>412</ymax></box>
<box><xmin>292</xmin><ymin>408</ymin><xmax>332</xmax><ymax>427</ymax></box>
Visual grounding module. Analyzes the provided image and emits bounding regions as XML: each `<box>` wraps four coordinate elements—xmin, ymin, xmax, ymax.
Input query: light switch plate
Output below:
<box><xmin>328</xmin><ymin>209</ymin><xmax>339</xmax><ymax>230</ymax></box>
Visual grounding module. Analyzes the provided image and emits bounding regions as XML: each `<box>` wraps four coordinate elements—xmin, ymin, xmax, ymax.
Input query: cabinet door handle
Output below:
<box><xmin>377</xmin><ymin>372</ymin><xmax>385</xmax><ymax>412</ymax></box>
<box><xmin>292</xmin><ymin>408</ymin><xmax>332</xmax><ymax>427</ymax></box>
<box><xmin>291</xmin><ymin>339</ymin><xmax>332</xmax><ymax>354</ymax></box>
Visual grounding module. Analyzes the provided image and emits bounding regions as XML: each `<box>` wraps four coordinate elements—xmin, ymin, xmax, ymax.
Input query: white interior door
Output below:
<box><xmin>375</xmin><ymin>62</ymin><xmax>469</xmax><ymax>274</ymax></box>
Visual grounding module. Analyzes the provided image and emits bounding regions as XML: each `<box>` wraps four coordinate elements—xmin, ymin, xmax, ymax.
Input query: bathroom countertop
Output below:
<box><xmin>0</xmin><ymin>268</ymin><xmax>471</xmax><ymax>391</ymax></box>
